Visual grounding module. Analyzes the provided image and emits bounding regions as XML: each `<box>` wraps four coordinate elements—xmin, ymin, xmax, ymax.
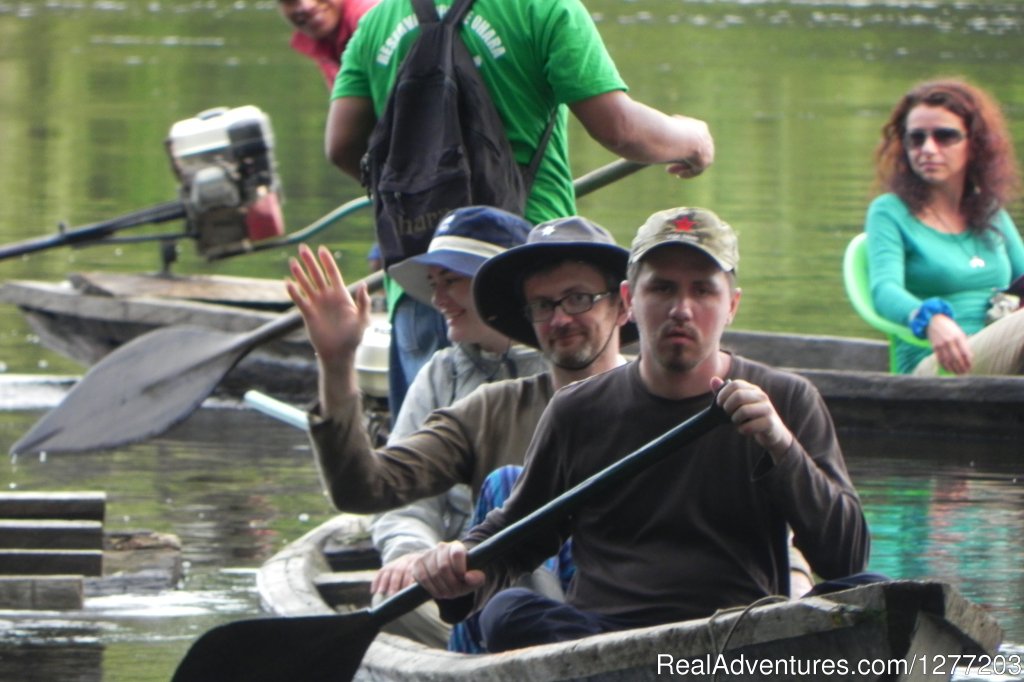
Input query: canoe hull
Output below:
<box><xmin>259</xmin><ymin>516</ymin><xmax>1003</xmax><ymax>682</ymax></box>
<box><xmin>4</xmin><ymin>275</ymin><xmax>321</xmax><ymax>401</ymax></box>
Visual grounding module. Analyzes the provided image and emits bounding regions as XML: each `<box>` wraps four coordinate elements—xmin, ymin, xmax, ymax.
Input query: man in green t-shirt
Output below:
<box><xmin>326</xmin><ymin>0</ymin><xmax>715</xmax><ymax>421</ymax></box>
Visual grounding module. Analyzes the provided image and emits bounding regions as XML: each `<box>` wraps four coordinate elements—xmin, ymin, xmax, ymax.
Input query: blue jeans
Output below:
<box><xmin>448</xmin><ymin>466</ymin><xmax>574</xmax><ymax>654</ymax></box>
<box><xmin>388</xmin><ymin>295</ymin><xmax>448</xmax><ymax>421</ymax></box>
<box><xmin>477</xmin><ymin>588</ymin><xmax>634</xmax><ymax>653</ymax></box>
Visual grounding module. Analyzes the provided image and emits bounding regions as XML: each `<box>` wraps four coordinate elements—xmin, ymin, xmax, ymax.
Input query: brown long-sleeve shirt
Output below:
<box><xmin>459</xmin><ymin>357</ymin><xmax>870</xmax><ymax>626</ymax></box>
<box><xmin>309</xmin><ymin>373</ymin><xmax>554</xmax><ymax>513</ymax></box>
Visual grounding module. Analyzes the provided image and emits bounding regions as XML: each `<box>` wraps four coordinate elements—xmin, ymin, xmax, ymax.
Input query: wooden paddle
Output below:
<box><xmin>170</xmin><ymin>399</ymin><xmax>729</xmax><ymax>682</ymax></box>
<box><xmin>7</xmin><ymin>270</ymin><xmax>379</xmax><ymax>456</ymax></box>
<box><xmin>9</xmin><ymin>158</ymin><xmax>648</xmax><ymax>456</ymax></box>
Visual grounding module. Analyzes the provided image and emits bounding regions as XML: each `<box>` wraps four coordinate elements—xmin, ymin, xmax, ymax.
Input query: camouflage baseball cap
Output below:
<box><xmin>629</xmin><ymin>207</ymin><xmax>739</xmax><ymax>272</ymax></box>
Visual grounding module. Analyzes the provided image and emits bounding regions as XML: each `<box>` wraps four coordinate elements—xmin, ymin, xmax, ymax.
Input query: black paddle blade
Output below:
<box><xmin>10</xmin><ymin>325</ymin><xmax>246</xmax><ymax>455</ymax></box>
<box><xmin>171</xmin><ymin>611</ymin><xmax>379</xmax><ymax>682</ymax></box>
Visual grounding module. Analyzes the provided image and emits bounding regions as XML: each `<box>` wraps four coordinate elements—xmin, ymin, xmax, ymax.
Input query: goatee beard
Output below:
<box><xmin>550</xmin><ymin>349</ymin><xmax>596</xmax><ymax>371</ymax></box>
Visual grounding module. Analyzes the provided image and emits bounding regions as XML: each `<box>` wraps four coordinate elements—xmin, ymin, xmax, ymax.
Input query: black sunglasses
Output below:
<box><xmin>903</xmin><ymin>127</ymin><xmax>966</xmax><ymax>149</ymax></box>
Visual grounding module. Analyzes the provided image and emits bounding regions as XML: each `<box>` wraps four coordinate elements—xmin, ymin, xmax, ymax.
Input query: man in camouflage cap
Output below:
<box><xmin>413</xmin><ymin>206</ymin><xmax>869</xmax><ymax>653</ymax></box>
<box><xmin>628</xmin><ymin>206</ymin><xmax>739</xmax><ymax>273</ymax></box>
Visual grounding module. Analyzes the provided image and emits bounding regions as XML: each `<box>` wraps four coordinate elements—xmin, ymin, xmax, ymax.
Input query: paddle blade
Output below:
<box><xmin>10</xmin><ymin>325</ymin><xmax>245</xmax><ymax>455</ymax></box>
<box><xmin>172</xmin><ymin>612</ymin><xmax>379</xmax><ymax>682</ymax></box>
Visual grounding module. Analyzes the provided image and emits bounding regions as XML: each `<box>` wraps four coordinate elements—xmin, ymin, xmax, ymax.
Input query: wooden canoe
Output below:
<box><xmin>2</xmin><ymin>272</ymin><xmax>1022</xmax><ymax>438</ymax></box>
<box><xmin>257</xmin><ymin>515</ymin><xmax>1003</xmax><ymax>682</ymax></box>
<box><xmin>0</xmin><ymin>272</ymin><xmax>388</xmax><ymax>402</ymax></box>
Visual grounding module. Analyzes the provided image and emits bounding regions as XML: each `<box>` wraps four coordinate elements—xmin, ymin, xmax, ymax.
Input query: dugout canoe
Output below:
<box><xmin>0</xmin><ymin>272</ymin><xmax>389</xmax><ymax>402</ymax></box>
<box><xmin>257</xmin><ymin>514</ymin><xmax>1003</xmax><ymax>682</ymax></box>
<box><xmin>2</xmin><ymin>272</ymin><xmax>1022</xmax><ymax>438</ymax></box>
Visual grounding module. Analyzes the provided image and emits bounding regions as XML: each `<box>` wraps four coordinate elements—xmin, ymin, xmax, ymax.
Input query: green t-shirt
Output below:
<box><xmin>336</xmin><ymin>0</ymin><xmax>627</xmax><ymax>313</ymax></box>
<box><xmin>335</xmin><ymin>0</ymin><xmax>626</xmax><ymax>225</ymax></box>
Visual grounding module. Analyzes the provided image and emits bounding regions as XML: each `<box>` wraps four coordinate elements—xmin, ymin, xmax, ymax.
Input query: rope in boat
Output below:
<box><xmin>706</xmin><ymin>594</ymin><xmax>790</xmax><ymax>682</ymax></box>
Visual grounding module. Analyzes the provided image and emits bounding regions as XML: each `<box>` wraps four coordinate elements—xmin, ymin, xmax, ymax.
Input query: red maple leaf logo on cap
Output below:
<box><xmin>671</xmin><ymin>217</ymin><xmax>696</xmax><ymax>232</ymax></box>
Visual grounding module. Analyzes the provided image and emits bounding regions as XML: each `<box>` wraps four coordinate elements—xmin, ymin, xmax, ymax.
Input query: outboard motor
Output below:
<box><xmin>166</xmin><ymin>106</ymin><xmax>284</xmax><ymax>259</ymax></box>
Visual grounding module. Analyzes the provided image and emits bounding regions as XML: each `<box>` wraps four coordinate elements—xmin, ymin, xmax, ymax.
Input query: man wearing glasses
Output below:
<box><xmin>288</xmin><ymin>214</ymin><xmax>632</xmax><ymax>524</ymax></box>
<box><xmin>410</xmin><ymin>207</ymin><xmax>869</xmax><ymax>652</ymax></box>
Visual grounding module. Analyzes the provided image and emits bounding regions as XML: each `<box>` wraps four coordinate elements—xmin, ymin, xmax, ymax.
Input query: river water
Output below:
<box><xmin>0</xmin><ymin>1</ymin><xmax>1022</xmax><ymax>680</ymax></box>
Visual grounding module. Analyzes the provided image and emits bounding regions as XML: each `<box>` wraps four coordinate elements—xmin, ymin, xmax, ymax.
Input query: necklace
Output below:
<box><xmin>927</xmin><ymin>207</ymin><xmax>986</xmax><ymax>269</ymax></box>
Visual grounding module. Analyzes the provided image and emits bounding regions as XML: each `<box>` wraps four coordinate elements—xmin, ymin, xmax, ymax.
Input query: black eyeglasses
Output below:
<box><xmin>523</xmin><ymin>291</ymin><xmax>612</xmax><ymax>323</ymax></box>
<box><xmin>903</xmin><ymin>127</ymin><xmax>966</xmax><ymax>149</ymax></box>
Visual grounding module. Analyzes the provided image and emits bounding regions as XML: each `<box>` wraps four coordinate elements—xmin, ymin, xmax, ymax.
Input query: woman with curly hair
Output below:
<box><xmin>865</xmin><ymin>78</ymin><xmax>1024</xmax><ymax>375</ymax></box>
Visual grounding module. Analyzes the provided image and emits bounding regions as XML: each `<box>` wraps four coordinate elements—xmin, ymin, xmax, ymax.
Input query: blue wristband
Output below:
<box><xmin>909</xmin><ymin>298</ymin><xmax>954</xmax><ymax>339</ymax></box>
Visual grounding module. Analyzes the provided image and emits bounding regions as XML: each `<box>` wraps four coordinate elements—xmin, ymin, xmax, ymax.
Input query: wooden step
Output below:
<box><xmin>0</xmin><ymin>575</ymin><xmax>84</xmax><ymax>610</ymax></box>
<box><xmin>0</xmin><ymin>549</ymin><xmax>103</xmax><ymax>576</ymax></box>
<box><xmin>0</xmin><ymin>492</ymin><xmax>106</xmax><ymax>522</ymax></box>
<box><xmin>0</xmin><ymin>520</ymin><xmax>103</xmax><ymax>550</ymax></box>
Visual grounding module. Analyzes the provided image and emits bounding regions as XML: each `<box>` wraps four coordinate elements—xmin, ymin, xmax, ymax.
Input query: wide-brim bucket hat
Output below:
<box><xmin>473</xmin><ymin>216</ymin><xmax>638</xmax><ymax>349</ymax></box>
<box><xmin>388</xmin><ymin>206</ymin><xmax>532</xmax><ymax>305</ymax></box>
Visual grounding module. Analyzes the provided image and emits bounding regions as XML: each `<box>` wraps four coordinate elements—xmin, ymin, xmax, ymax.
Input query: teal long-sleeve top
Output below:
<box><xmin>865</xmin><ymin>193</ymin><xmax>1024</xmax><ymax>373</ymax></box>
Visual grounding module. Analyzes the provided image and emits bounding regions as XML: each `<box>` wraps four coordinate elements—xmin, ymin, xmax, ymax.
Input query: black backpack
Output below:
<box><xmin>360</xmin><ymin>0</ymin><xmax>553</xmax><ymax>267</ymax></box>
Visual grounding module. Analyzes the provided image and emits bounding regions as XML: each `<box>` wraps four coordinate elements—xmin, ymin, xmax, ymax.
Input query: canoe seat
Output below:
<box><xmin>314</xmin><ymin>570</ymin><xmax>375</xmax><ymax>609</ymax></box>
<box><xmin>842</xmin><ymin>233</ymin><xmax>931</xmax><ymax>374</ymax></box>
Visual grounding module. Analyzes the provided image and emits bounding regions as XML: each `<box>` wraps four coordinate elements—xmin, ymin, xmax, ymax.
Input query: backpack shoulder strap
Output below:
<box><xmin>411</xmin><ymin>0</ymin><xmax>440</xmax><ymax>24</ymax></box>
<box><xmin>522</xmin><ymin>109</ymin><xmax>557</xmax><ymax>192</ymax></box>
<box><xmin>444</xmin><ymin>0</ymin><xmax>477</xmax><ymax>27</ymax></box>
<box><xmin>424</xmin><ymin>0</ymin><xmax>550</xmax><ymax>193</ymax></box>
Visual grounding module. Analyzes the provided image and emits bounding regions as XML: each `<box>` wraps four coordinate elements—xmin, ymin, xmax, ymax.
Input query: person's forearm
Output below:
<box><xmin>317</xmin><ymin>349</ymin><xmax>361</xmax><ymax>416</ymax></box>
<box><xmin>310</xmin><ymin>405</ymin><xmax>470</xmax><ymax>513</ymax></box>
<box><xmin>309</xmin><ymin>391</ymin><xmax>385</xmax><ymax>512</ymax></box>
<box><xmin>768</xmin><ymin>438</ymin><xmax>869</xmax><ymax>579</ymax></box>
<box><xmin>326</xmin><ymin>149</ymin><xmax>362</xmax><ymax>180</ymax></box>
<box><xmin>571</xmin><ymin>92</ymin><xmax>714</xmax><ymax>171</ymax></box>
<box><xmin>613</xmin><ymin>104</ymin><xmax>714</xmax><ymax>168</ymax></box>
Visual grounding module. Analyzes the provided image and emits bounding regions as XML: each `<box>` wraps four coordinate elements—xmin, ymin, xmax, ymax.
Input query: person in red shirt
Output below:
<box><xmin>277</xmin><ymin>0</ymin><xmax>380</xmax><ymax>88</ymax></box>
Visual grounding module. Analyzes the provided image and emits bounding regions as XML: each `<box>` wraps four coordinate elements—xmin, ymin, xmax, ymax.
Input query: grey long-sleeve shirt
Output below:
<box><xmin>372</xmin><ymin>343</ymin><xmax>547</xmax><ymax>563</ymax></box>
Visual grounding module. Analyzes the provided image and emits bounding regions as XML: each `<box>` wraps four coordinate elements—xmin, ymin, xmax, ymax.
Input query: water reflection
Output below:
<box><xmin>1</xmin><ymin>0</ymin><xmax>1023</xmax><ymax>679</ymax></box>
<box><xmin>3</xmin><ymin>0</ymin><xmax>1023</xmax><ymax>365</ymax></box>
<box><xmin>0</xmin><ymin>406</ymin><xmax>333</xmax><ymax>681</ymax></box>
<box><xmin>0</xmin><ymin>636</ymin><xmax>103</xmax><ymax>682</ymax></box>
<box><xmin>844</xmin><ymin>431</ymin><xmax>1024</xmax><ymax>667</ymax></box>
<box><xmin>0</xmin><ymin>404</ymin><xmax>1020</xmax><ymax>681</ymax></box>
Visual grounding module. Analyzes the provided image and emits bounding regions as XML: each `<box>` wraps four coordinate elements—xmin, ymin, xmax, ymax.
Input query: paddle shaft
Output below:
<box><xmin>0</xmin><ymin>200</ymin><xmax>186</xmax><ymax>261</ymax></box>
<box><xmin>170</xmin><ymin>399</ymin><xmax>728</xmax><ymax>682</ymax></box>
<box><xmin>370</xmin><ymin>400</ymin><xmax>728</xmax><ymax>624</ymax></box>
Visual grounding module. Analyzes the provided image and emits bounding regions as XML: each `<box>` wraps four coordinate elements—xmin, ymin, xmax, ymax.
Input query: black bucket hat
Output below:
<box><xmin>472</xmin><ymin>216</ymin><xmax>638</xmax><ymax>349</ymax></box>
